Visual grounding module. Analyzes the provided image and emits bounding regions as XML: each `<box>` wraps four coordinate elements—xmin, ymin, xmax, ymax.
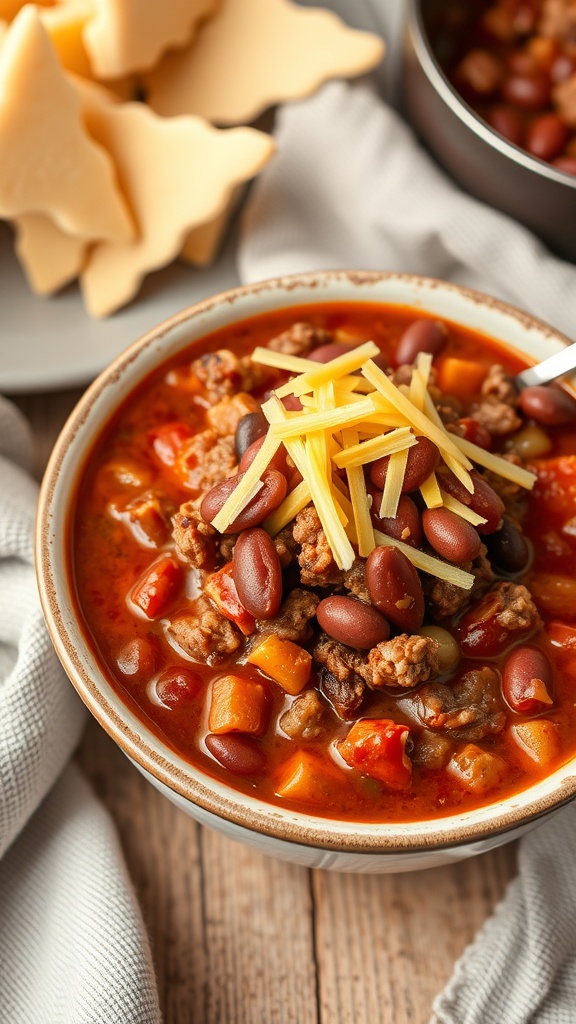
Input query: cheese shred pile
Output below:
<box><xmin>210</xmin><ymin>343</ymin><xmax>537</xmax><ymax>590</ymax></box>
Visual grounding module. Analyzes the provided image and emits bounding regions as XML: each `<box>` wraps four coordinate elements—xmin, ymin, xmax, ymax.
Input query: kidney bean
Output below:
<box><xmin>316</xmin><ymin>595</ymin><xmax>390</xmax><ymax>649</ymax></box>
<box><xmin>502</xmin><ymin>646</ymin><xmax>553</xmax><ymax>714</ymax></box>
<box><xmin>116</xmin><ymin>636</ymin><xmax>159</xmax><ymax>681</ymax></box>
<box><xmin>366</xmin><ymin>546</ymin><xmax>424</xmax><ymax>632</ymax></box>
<box><xmin>233</xmin><ymin>528</ymin><xmax>282</xmax><ymax>619</ymax></box>
<box><xmin>486</xmin><ymin>104</ymin><xmax>524</xmax><ymax>145</ymax></box>
<box><xmin>156</xmin><ymin>666</ymin><xmax>202</xmax><ymax>706</ymax></box>
<box><xmin>422</xmin><ymin>508</ymin><xmax>482</xmax><ymax>563</ymax></box>
<box><xmin>205</xmin><ymin>733</ymin><xmax>265</xmax><ymax>776</ymax></box>
<box><xmin>234</xmin><ymin>411</ymin><xmax>268</xmax><ymax>459</ymax></box>
<box><xmin>506</xmin><ymin>49</ymin><xmax>539</xmax><ymax>76</ymax></box>
<box><xmin>282</xmin><ymin>394</ymin><xmax>303</xmax><ymax>412</ymax></box>
<box><xmin>485</xmin><ymin>516</ymin><xmax>530</xmax><ymax>574</ymax></box>
<box><xmin>309</xmin><ymin>341</ymin><xmax>355</xmax><ymax>363</ymax></box>
<box><xmin>518</xmin><ymin>385</ymin><xmax>576</xmax><ymax>427</ymax></box>
<box><xmin>551</xmin><ymin>53</ymin><xmax>576</xmax><ymax>84</ymax></box>
<box><xmin>457</xmin><ymin>49</ymin><xmax>504</xmax><ymax>95</ymax></box>
<box><xmin>553</xmin><ymin>156</ymin><xmax>576</xmax><ymax>175</ymax></box>
<box><xmin>468</xmin><ymin>472</ymin><xmax>505</xmax><ymax>535</ymax></box>
<box><xmin>526</xmin><ymin>113</ymin><xmax>569</xmax><ymax>161</ymax></box>
<box><xmin>201</xmin><ymin>469</ymin><xmax>287</xmax><ymax>533</ymax></box>
<box><xmin>394</xmin><ymin>319</ymin><xmax>448</xmax><ymax>367</ymax></box>
<box><xmin>369</xmin><ymin>491</ymin><xmax>423</xmax><ymax>548</ymax></box>
<box><xmin>501</xmin><ymin>72</ymin><xmax>550</xmax><ymax>110</ymax></box>
<box><xmin>370</xmin><ymin>436</ymin><xmax>439</xmax><ymax>492</ymax></box>
<box><xmin>239</xmin><ymin>435</ymin><xmax>289</xmax><ymax>476</ymax></box>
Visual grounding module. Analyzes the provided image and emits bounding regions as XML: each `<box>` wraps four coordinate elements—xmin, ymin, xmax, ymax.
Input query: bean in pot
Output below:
<box><xmin>417</xmin><ymin>626</ymin><xmax>460</xmax><ymax>672</ymax></box>
<box><xmin>239</xmin><ymin>435</ymin><xmax>289</xmax><ymax>476</ymax></box>
<box><xmin>501</xmin><ymin>72</ymin><xmax>550</xmax><ymax>111</ymax></box>
<box><xmin>422</xmin><ymin>508</ymin><xmax>482</xmax><ymax>563</ymax></box>
<box><xmin>456</xmin><ymin>49</ymin><xmax>504</xmax><ymax>96</ymax></box>
<box><xmin>370</xmin><ymin>436</ymin><xmax>439</xmax><ymax>492</ymax></box>
<box><xmin>309</xmin><ymin>342</ymin><xmax>355</xmax><ymax>363</ymax></box>
<box><xmin>370</xmin><ymin>492</ymin><xmax>423</xmax><ymax>548</ymax></box>
<box><xmin>156</xmin><ymin>666</ymin><xmax>202</xmax><ymax>706</ymax></box>
<box><xmin>394</xmin><ymin>319</ymin><xmax>448</xmax><ymax>367</ymax></box>
<box><xmin>233</xmin><ymin>528</ymin><xmax>282</xmax><ymax>620</ymax></box>
<box><xmin>486</xmin><ymin>104</ymin><xmax>524</xmax><ymax>145</ymax></box>
<box><xmin>468</xmin><ymin>472</ymin><xmax>505</xmax><ymax>535</ymax></box>
<box><xmin>518</xmin><ymin>386</ymin><xmax>576</xmax><ymax>427</ymax></box>
<box><xmin>205</xmin><ymin>733</ymin><xmax>265</xmax><ymax>775</ymax></box>
<box><xmin>201</xmin><ymin>469</ymin><xmax>287</xmax><ymax>533</ymax></box>
<box><xmin>525</xmin><ymin>113</ymin><xmax>569</xmax><ymax>161</ymax></box>
<box><xmin>316</xmin><ymin>595</ymin><xmax>390</xmax><ymax>649</ymax></box>
<box><xmin>116</xmin><ymin>636</ymin><xmax>159</xmax><ymax>681</ymax></box>
<box><xmin>502</xmin><ymin>646</ymin><xmax>553</xmax><ymax>714</ymax></box>
<box><xmin>234</xmin><ymin>411</ymin><xmax>268</xmax><ymax>459</ymax></box>
<box><xmin>366</xmin><ymin>546</ymin><xmax>424</xmax><ymax>632</ymax></box>
<box><xmin>485</xmin><ymin>516</ymin><xmax>530</xmax><ymax>575</ymax></box>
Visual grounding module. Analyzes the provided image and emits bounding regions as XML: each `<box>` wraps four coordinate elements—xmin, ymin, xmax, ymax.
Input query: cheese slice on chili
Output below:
<box><xmin>13</xmin><ymin>213</ymin><xmax>86</xmax><ymax>295</ymax></box>
<box><xmin>83</xmin><ymin>0</ymin><xmax>218</xmax><ymax>79</ymax></box>
<box><xmin>144</xmin><ymin>0</ymin><xmax>384</xmax><ymax>125</ymax></box>
<box><xmin>77</xmin><ymin>83</ymin><xmax>275</xmax><ymax>316</ymax></box>
<box><xmin>0</xmin><ymin>8</ymin><xmax>134</xmax><ymax>242</ymax></box>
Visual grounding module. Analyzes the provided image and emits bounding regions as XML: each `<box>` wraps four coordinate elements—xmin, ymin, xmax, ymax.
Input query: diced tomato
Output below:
<box><xmin>149</xmin><ymin>421</ymin><xmax>193</xmax><ymax>467</ymax></box>
<box><xmin>531</xmin><ymin>456</ymin><xmax>576</xmax><ymax>521</ymax></box>
<box><xmin>130</xmin><ymin>555</ymin><xmax>183</xmax><ymax>619</ymax></box>
<box><xmin>204</xmin><ymin>562</ymin><xmax>256</xmax><ymax>636</ymax></box>
<box><xmin>455</xmin><ymin>418</ymin><xmax>492</xmax><ymax>450</ymax></box>
<box><xmin>338</xmin><ymin>719</ymin><xmax>412</xmax><ymax>790</ymax></box>
<box><xmin>547</xmin><ymin>621</ymin><xmax>576</xmax><ymax>678</ymax></box>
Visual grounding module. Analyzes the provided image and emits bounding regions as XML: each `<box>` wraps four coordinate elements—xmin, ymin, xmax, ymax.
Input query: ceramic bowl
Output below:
<box><xmin>403</xmin><ymin>0</ymin><xmax>576</xmax><ymax>262</ymax></box>
<box><xmin>36</xmin><ymin>270</ymin><xmax>576</xmax><ymax>873</ymax></box>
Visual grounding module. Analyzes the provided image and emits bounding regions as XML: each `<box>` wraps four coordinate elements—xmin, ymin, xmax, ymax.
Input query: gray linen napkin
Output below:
<box><xmin>0</xmin><ymin>396</ymin><xmax>161</xmax><ymax>1023</ymax></box>
<box><xmin>239</xmin><ymin>2</ymin><xmax>576</xmax><ymax>1022</ymax></box>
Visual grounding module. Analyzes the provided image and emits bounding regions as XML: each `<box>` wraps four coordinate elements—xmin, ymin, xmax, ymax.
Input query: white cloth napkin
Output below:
<box><xmin>238</xmin><ymin>2</ymin><xmax>576</xmax><ymax>1022</ymax></box>
<box><xmin>0</xmin><ymin>396</ymin><xmax>161</xmax><ymax>1023</ymax></box>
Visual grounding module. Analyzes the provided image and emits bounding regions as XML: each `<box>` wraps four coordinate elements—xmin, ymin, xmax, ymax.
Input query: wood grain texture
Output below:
<box><xmin>18</xmin><ymin>388</ymin><xmax>520</xmax><ymax>1024</ymax></box>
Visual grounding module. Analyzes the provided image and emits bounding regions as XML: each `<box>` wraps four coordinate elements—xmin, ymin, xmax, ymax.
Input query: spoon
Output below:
<box><xmin>514</xmin><ymin>340</ymin><xmax>576</xmax><ymax>390</ymax></box>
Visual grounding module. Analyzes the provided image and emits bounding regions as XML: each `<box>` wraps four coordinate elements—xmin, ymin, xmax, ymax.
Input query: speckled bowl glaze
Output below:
<box><xmin>403</xmin><ymin>0</ymin><xmax>576</xmax><ymax>262</ymax></box>
<box><xmin>36</xmin><ymin>271</ymin><xmax>576</xmax><ymax>873</ymax></box>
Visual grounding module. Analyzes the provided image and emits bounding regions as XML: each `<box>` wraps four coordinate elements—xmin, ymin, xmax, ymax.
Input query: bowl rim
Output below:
<box><xmin>36</xmin><ymin>268</ymin><xmax>576</xmax><ymax>855</ymax></box>
<box><xmin>406</xmin><ymin>0</ymin><xmax>576</xmax><ymax>190</ymax></box>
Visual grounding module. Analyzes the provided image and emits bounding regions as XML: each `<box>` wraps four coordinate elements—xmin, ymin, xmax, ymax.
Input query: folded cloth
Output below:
<box><xmin>238</xmin><ymin>6</ymin><xmax>576</xmax><ymax>1022</ymax></box>
<box><xmin>0</xmin><ymin>396</ymin><xmax>161</xmax><ymax>1024</ymax></box>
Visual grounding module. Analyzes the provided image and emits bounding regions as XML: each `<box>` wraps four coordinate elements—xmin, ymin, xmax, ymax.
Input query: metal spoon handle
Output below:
<box><xmin>515</xmin><ymin>341</ymin><xmax>576</xmax><ymax>390</ymax></box>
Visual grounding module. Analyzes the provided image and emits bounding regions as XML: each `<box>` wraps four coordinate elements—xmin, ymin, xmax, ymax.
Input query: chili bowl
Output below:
<box><xmin>403</xmin><ymin>0</ymin><xmax>576</xmax><ymax>262</ymax></box>
<box><xmin>37</xmin><ymin>270</ymin><xmax>576</xmax><ymax>874</ymax></box>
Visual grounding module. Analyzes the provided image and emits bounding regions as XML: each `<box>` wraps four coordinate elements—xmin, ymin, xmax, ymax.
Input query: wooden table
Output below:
<box><xmin>14</xmin><ymin>386</ymin><xmax>518</xmax><ymax>1024</ymax></box>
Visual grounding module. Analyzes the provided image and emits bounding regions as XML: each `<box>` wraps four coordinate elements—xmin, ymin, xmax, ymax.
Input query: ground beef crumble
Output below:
<box><xmin>343</xmin><ymin>558</ymin><xmax>371</xmax><ymax>603</ymax></box>
<box><xmin>368</xmin><ymin>634</ymin><xmax>440</xmax><ymax>690</ymax></box>
<box><xmin>267</xmin><ymin>322</ymin><xmax>332</xmax><ymax>357</ymax></box>
<box><xmin>293</xmin><ymin>505</ymin><xmax>345</xmax><ymax>587</ymax></box>
<box><xmin>166</xmin><ymin>597</ymin><xmax>242</xmax><ymax>664</ymax></box>
<box><xmin>205</xmin><ymin>392</ymin><xmax>260</xmax><ymax>437</ymax></box>
<box><xmin>175</xmin><ymin>430</ymin><xmax>237</xmax><ymax>498</ymax></box>
<box><xmin>491</xmin><ymin>582</ymin><xmax>541</xmax><ymax>631</ymax></box>
<box><xmin>257</xmin><ymin>589</ymin><xmax>319</xmax><ymax>643</ymax></box>
<box><xmin>280</xmin><ymin>690</ymin><xmax>326</xmax><ymax>739</ymax></box>
<box><xmin>172</xmin><ymin>502</ymin><xmax>216</xmax><ymax>569</ymax></box>
<box><xmin>409</xmin><ymin>667</ymin><xmax>506</xmax><ymax>742</ymax></box>
<box><xmin>191</xmin><ymin>349</ymin><xmax>266</xmax><ymax>402</ymax></box>
<box><xmin>469</xmin><ymin>365</ymin><xmax>521</xmax><ymax>436</ymax></box>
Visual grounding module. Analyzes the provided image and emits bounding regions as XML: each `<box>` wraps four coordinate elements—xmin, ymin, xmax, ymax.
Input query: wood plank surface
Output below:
<box><xmin>13</xmin><ymin>387</ymin><xmax>519</xmax><ymax>1024</ymax></box>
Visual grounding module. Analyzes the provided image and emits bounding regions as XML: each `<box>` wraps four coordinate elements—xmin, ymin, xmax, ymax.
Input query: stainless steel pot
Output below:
<box><xmin>402</xmin><ymin>0</ymin><xmax>576</xmax><ymax>262</ymax></box>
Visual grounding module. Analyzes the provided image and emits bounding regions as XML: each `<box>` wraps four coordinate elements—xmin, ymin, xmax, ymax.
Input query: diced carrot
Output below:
<box><xmin>130</xmin><ymin>555</ymin><xmax>182</xmax><ymax>619</ymax></box>
<box><xmin>208</xmin><ymin>675</ymin><xmax>269</xmax><ymax>735</ymax></box>
<box><xmin>275</xmin><ymin>749</ymin><xmax>344</xmax><ymax>805</ymax></box>
<box><xmin>148</xmin><ymin>421</ymin><xmax>193</xmax><ymax>467</ymax></box>
<box><xmin>338</xmin><ymin>719</ymin><xmax>412</xmax><ymax>790</ymax></box>
<box><xmin>437</xmin><ymin>358</ymin><xmax>487</xmax><ymax>401</ymax></box>
<box><xmin>204</xmin><ymin>562</ymin><xmax>256</xmax><ymax>636</ymax></box>
<box><xmin>509</xmin><ymin>720</ymin><xmax>561</xmax><ymax>768</ymax></box>
<box><xmin>447</xmin><ymin>743</ymin><xmax>506</xmax><ymax>794</ymax></box>
<box><xmin>246</xmin><ymin>635</ymin><xmax>312</xmax><ymax>695</ymax></box>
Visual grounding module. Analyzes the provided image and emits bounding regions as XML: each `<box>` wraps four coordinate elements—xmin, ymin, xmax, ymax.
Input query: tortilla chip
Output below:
<box><xmin>13</xmin><ymin>213</ymin><xmax>86</xmax><ymax>294</ymax></box>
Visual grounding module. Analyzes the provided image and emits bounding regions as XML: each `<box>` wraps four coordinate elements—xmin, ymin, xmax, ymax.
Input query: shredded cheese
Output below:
<box><xmin>452</xmin><ymin>435</ymin><xmax>538</xmax><ymax>490</ymax></box>
<box><xmin>373</xmin><ymin>530</ymin><xmax>475</xmax><ymax>589</ymax></box>
<box><xmin>275</xmin><ymin>341</ymin><xmax>380</xmax><ymax>398</ymax></box>
<box><xmin>210</xmin><ymin>431</ymin><xmax>281</xmax><ymax>533</ymax></box>
<box><xmin>441</xmin><ymin>491</ymin><xmax>488</xmax><ymax>527</ymax></box>
<box><xmin>379</xmin><ymin>448</ymin><xmax>409</xmax><ymax>519</ymax></box>
<box><xmin>264</xmin><ymin>479</ymin><xmax>311</xmax><ymax>536</ymax></box>
<box><xmin>343</xmin><ymin>429</ymin><xmax>375</xmax><ymax>557</ymax></box>
<box><xmin>267</xmin><ymin>396</ymin><xmax>376</xmax><ymax>440</ymax></box>
<box><xmin>409</xmin><ymin>352</ymin><xmax>433</xmax><ymax>411</ymax></box>
<box><xmin>420</xmin><ymin>472</ymin><xmax>443</xmax><ymax>509</ymax></box>
<box><xmin>333</xmin><ymin>427</ymin><xmax>417</xmax><ymax>470</ymax></box>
